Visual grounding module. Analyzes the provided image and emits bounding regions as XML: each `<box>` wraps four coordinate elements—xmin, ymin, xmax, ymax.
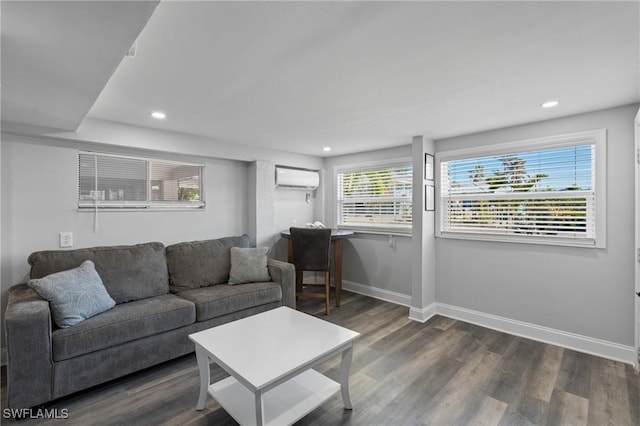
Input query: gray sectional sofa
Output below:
<box><xmin>4</xmin><ymin>234</ymin><xmax>295</xmax><ymax>409</ymax></box>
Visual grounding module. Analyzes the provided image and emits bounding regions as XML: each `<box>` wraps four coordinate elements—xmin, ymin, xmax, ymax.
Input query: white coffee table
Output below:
<box><xmin>188</xmin><ymin>307</ymin><xmax>360</xmax><ymax>426</ymax></box>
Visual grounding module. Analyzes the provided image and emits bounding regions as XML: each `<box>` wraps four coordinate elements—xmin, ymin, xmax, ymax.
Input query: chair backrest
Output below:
<box><xmin>289</xmin><ymin>227</ymin><xmax>332</xmax><ymax>272</ymax></box>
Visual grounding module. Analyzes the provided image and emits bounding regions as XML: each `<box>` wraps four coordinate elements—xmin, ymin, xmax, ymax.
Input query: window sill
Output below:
<box><xmin>78</xmin><ymin>207</ymin><xmax>205</xmax><ymax>212</ymax></box>
<box><xmin>338</xmin><ymin>226</ymin><xmax>412</xmax><ymax>237</ymax></box>
<box><xmin>437</xmin><ymin>231</ymin><xmax>601</xmax><ymax>248</ymax></box>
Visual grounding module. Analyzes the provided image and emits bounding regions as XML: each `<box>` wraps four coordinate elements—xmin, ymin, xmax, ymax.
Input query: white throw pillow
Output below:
<box><xmin>228</xmin><ymin>247</ymin><xmax>271</xmax><ymax>284</ymax></box>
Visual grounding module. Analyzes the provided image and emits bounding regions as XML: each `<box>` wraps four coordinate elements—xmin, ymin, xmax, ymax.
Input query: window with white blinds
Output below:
<box><xmin>337</xmin><ymin>159</ymin><xmax>412</xmax><ymax>233</ymax></box>
<box><xmin>78</xmin><ymin>152</ymin><xmax>205</xmax><ymax>209</ymax></box>
<box><xmin>437</xmin><ymin>130</ymin><xmax>606</xmax><ymax>247</ymax></box>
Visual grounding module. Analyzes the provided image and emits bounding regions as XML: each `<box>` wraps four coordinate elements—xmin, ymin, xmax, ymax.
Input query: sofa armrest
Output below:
<box><xmin>267</xmin><ymin>258</ymin><xmax>295</xmax><ymax>309</ymax></box>
<box><xmin>4</xmin><ymin>284</ymin><xmax>54</xmax><ymax>408</ymax></box>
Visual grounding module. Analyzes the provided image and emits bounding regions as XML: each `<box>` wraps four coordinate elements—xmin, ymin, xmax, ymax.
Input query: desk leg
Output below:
<box><xmin>287</xmin><ymin>239</ymin><xmax>293</xmax><ymax>263</ymax></box>
<box><xmin>255</xmin><ymin>390</ymin><xmax>265</xmax><ymax>425</ymax></box>
<box><xmin>334</xmin><ymin>239</ymin><xmax>343</xmax><ymax>307</ymax></box>
<box><xmin>195</xmin><ymin>345</ymin><xmax>209</xmax><ymax>410</ymax></box>
<box><xmin>340</xmin><ymin>344</ymin><xmax>354</xmax><ymax>410</ymax></box>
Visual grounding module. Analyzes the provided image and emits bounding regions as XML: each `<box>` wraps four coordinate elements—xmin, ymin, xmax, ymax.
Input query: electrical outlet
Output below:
<box><xmin>387</xmin><ymin>235</ymin><xmax>396</xmax><ymax>247</ymax></box>
<box><xmin>59</xmin><ymin>232</ymin><xmax>73</xmax><ymax>248</ymax></box>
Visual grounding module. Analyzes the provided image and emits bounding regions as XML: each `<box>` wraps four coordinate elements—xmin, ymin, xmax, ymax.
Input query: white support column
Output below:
<box><xmin>409</xmin><ymin>136</ymin><xmax>437</xmax><ymax>322</ymax></box>
<box><xmin>248</xmin><ymin>161</ymin><xmax>276</xmax><ymax>249</ymax></box>
<box><xmin>634</xmin><ymin>108</ymin><xmax>640</xmax><ymax>370</ymax></box>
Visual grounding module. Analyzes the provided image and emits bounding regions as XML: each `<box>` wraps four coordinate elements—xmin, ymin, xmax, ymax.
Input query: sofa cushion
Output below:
<box><xmin>28</xmin><ymin>242</ymin><xmax>169</xmax><ymax>304</ymax></box>
<box><xmin>51</xmin><ymin>294</ymin><xmax>196</xmax><ymax>361</ymax></box>
<box><xmin>166</xmin><ymin>235</ymin><xmax>251</xmax><ymax>292</ymax></box>
<box><xmin>28</xmin><ymin>260</ymin><xmax>116</xmax><ymax>328</ymax></box>
<box><xmin>228</xmin><ymin>247</ymin><xmax>271</xmax><ymax>284</ymax></box>
<box><xmin>175</xmin><ymin>282</ymin><xmax>282</xmax><ymax>322</ymax></box>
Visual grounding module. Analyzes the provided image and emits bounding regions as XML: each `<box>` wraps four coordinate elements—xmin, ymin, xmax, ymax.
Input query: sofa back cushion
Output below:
<box><xmin>28</xmin><ymin>242</ymin><xmax>168</xmax><ymax>304</ymax></box>
<box><xmin>165</xmin><ymin>234</ymin><xmax>251</xmax><ymax>292</ymax></box>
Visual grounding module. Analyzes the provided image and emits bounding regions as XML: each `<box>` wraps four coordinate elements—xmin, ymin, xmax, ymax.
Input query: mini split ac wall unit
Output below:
<box><xmin>275</xmin><ymin>167</ymin><xmax>320</xmax><ymax>190</ymax></box>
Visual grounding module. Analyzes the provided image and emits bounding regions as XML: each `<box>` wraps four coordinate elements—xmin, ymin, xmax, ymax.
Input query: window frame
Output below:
<box><xmin>78</xmin><ymin>151</ymin><xmax>205</xmax><ymax>211</ymax></box>
<box><xmin>335</xmin><ymin>157</ymin><xmax>413</xmax><ymax>235</ymax></box>
<box><xmin>435</xmin><ymin>129</ymin><xmax>607</xmax><ymax>248</ymax></box>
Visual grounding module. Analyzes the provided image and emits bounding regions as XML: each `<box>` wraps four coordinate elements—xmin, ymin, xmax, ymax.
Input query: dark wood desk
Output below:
<box><xmin>280</xmin><ymin>229</ymin><xmax>354</xmax><ymax>307</ymax></box>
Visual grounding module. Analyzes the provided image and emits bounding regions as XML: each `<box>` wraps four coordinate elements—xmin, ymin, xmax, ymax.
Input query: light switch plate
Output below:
<box><xmin>59</xmin><ymin>232</ymin><xmax>73</xmax><ymax>248</ymax></box>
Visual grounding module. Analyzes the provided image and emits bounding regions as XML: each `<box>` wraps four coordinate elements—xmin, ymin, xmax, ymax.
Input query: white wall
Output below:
<box><xmin>272</xmin><ymin>187</ymin><xmax>320</xmax><ymax>262</ymax></box>
<box><xmin>324</xmin><ymin>145</ymin><xmax>414</xmax><ymax>303</ymax></box>
<box><xmin>64</xmin><ymin>118</ymin><xmax>325</xmax><ymax>168</ymax></box>
<box><xmin>60</xmin><ymin>118</ymin><xmax>324</xmax><ymax>263</ymax></box>
<box><xmin>274</xmin><ymin>188</ymin><xmax>318</xmax><ymax>231</ymax></box>
<box><xmin>4</xmin><ymin>105</ymin><xmax>636</xmax><ymax>362</ymax></box>
<box><xmin>0</xmin><ymin>125</ymin><xmax>322</xmax><ymax>355</ymax></box>
<box><xmin>435</xmin><ymin>104</ymin><xmax>638</xmax><ymax>347</ymax></box>
<box><xmin>1</xmin><ymin>135</ymin><xmax>248</xmax><ymax>285</ymax></box>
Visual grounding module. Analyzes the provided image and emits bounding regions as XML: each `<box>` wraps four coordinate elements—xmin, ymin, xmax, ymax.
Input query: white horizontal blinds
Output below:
<box><xmin>441</xmin><ymin>144</ymin><xmax>595</xmax><ymax>243</ymax></box>
<box><xmin>79</xmin><ymin>152</ymin><xmax>204</xmax><ymax>209</ymax></box>
<box><xmin>79</xmin><ymin>153</ymin><xmax>147</xmax><ymax>207</ymax></box>
<box><xmin>337</xmin><ymin>162</ymin><xmax>412</xmax><ymax>230</ymax></box>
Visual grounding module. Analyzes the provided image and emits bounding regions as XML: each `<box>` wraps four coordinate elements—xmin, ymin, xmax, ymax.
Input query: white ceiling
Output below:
<box><xmin>1</xmin><ymin>1</ymin><xmax>158</xmax><ymax>132</ymax></box>
<box><xmin>3</xmin><ymin>1</ymin><xmax>639</xmax><ymax>157</ymax></box>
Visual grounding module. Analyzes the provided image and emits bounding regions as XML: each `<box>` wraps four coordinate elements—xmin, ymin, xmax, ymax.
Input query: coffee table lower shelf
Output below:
<box><xmin>210</xmin><ymin>369</ymin><xmax>340</xmax><ymax>426</ymax></box>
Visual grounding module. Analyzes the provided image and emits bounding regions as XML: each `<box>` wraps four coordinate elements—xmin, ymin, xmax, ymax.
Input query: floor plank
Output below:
<box><xmin>522</xmin><ymin>344</ymin><xmax>564</xmax><ymax>402</ymax></box>
<box><xmin>556</xmin><ymin>391</ymin><xmax>589</xmax><ymax>426</ymax></box>
<box><xmin>1</xmin><ymin>291</ymin><xmax>638</xmax><ymax>425</ymax></box>
<box><xmin>469</xmin><ymin>396</ymin><xmax>509</xmax><ymax>426</ymax></box>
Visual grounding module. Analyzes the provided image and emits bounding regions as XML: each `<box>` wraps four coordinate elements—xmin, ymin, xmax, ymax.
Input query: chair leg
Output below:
<box><xmin>324</xmin><ymin>271</ymin><xmax>330</xmax><ymax>315</ymax></box>
<box><xmin>295</xmin><ymin>270</ymin><xmax>303</xmax><ymax>295</ymax></box>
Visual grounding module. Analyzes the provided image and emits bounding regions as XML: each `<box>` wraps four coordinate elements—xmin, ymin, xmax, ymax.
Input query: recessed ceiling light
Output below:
<box><xmin>151</xmin><ymin>111</ymin><xmax>166</xmax><ymax>119</ymax></box>
<box><xmin>323</xmin><ymin>147</ymin><xmax>331</xmax><ymax>152</ymax></box>
<box><xmin>541</xmin><ymin>100</ymin><xmax>559</xmax><ymax>109</ymax></box>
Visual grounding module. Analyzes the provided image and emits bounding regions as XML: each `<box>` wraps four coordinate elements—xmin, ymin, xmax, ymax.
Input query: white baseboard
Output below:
<box><xmin>409</xmin><ymin>303</ymin><xmax>438</xmax><ymax>323</ymax></box>
<box><xmin>340</xmin><ymin>280</ymin><xmax>636</xmax><ymax>366</ymax></box>
<box><xmin>435</xmin><ymin>303</ymin><xmax>637</xmax><ymax>365</ymax></box>
<box><xmin>342</xmin><ymin>280</ymin><xmax>412</xmax><ymax>307</ymax></box>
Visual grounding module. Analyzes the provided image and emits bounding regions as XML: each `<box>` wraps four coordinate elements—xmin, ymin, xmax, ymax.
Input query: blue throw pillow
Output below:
<box><xmin>28</xmin><ymin>260</ymin><xmax>116</xmax><ymax>328</ymax></box>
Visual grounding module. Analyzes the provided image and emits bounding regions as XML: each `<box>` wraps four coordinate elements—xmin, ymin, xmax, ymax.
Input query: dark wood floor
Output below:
<box><xmin>2</xmin><ymin>291</ymin><xmax>639</xmax><ymax>425</ymax></box>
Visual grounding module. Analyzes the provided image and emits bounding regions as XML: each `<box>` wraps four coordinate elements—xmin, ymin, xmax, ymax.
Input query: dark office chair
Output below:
<box><xmin>289</xmin><ymin>227</ymin><xmax>332</xmax><ymax>315</ymax></box>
